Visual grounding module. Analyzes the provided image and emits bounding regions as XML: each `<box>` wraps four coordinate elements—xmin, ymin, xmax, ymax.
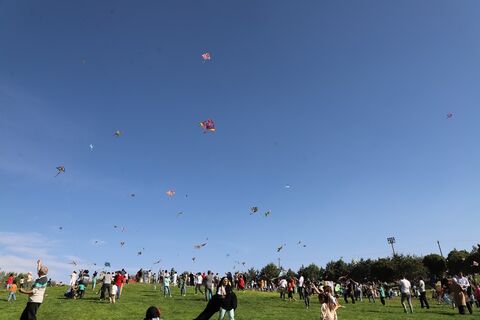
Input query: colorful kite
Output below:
<box><xmin>200</xmin><ymin>119</ymin><xmax>216</xmax><ymax>133</ymax></box>
<box><xmin>264</xmin><ymin>211</ymin><xmax>271</xmax><ymax>217</ymax></box>
<box><xmin>201</xmin><ymin>52</ymin><xmax>211</xmax><ymax>61</ymax></box>
<box><xmin>166</xmin><ymin>190</ymin><xmax>175</xmax><ymax>197</ymax></box>
<box><xmin>114</xmin><ymin>130</ymin><xmax>122</xmax><ymax>137</ymax></box>
<box><xmin>55</xmin><ymin>166</ymin><xmax>65</xmax><ymax>177</ymax></box>
<box><xmin>250</xmin><ymin>207</ymin><xmax>258</xmax><ymax>215</ymax></box>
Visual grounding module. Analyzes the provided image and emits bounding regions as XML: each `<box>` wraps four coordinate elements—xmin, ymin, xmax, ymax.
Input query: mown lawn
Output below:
<box><xmin>0</xmin><ymin>284</ymin><xmax>476</xmax><ymax>319</ymax></box>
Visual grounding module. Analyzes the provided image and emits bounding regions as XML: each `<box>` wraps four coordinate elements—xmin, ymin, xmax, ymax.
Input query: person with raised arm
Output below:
<box><xmin>19</xmin><ymin>259</ymin><xmax>48</xmax><ymax>320</ymax></box>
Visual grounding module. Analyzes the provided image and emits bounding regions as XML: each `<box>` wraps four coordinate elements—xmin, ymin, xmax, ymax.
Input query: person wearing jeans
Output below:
<box><xmin>399</xmin><ymin>276</ymin><xmax>414</xmax><ymax>313</ymax></box>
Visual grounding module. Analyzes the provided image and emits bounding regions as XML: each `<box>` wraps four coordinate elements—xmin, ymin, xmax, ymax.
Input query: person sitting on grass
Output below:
<box><xmin>144</xmin><ymin>306</ymin><xmax>162</xmax><ymax>320</ymax></box>
<box><xmin>19</xmin><ymin>259</ymin><xmax>48</xmax><ymax>320</ymax></box>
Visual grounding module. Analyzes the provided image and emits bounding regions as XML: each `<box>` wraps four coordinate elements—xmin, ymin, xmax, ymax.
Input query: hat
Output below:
<box><xmin>144</xmin><ymin>306</ymin><xmax>161</xmax><ymax>320</ymax></box>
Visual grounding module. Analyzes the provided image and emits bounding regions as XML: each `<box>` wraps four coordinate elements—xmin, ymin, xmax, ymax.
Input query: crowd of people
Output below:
<box><xmin>4</xmin><ymin>259</ymin><xmax>480</xmax><ymax>320</ymax></box>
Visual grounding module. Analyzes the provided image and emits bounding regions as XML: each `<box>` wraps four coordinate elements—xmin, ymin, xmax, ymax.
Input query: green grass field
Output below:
<box><xmin>1</xmin><ymin>284</ymin><xmax>476</xmax><ymax>319</ymax></box>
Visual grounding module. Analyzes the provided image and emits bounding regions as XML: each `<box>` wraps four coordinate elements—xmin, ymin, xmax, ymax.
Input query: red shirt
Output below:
<box><xmin>6</xmin><ymin>276</ymin><xmax>13</xmax><ymax>285</ymax></box>
<box><xmin>115</xmin><ymin>274</ymin><xmax>124</xmax><ymax>286</ymax></box>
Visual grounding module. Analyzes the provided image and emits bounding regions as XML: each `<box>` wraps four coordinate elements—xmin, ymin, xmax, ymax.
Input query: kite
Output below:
<box><xmin>166</xmin><ymin>190</ymin><xmax>175</xmax><ymax>197</ymax></box>
<box><xmin>70</xmin><ymin>260</ymin><xmax>77</xmax><ymax>266</ymax></box>
<box><xmin>89</xmin><ymin>144</ymin><xmax>94</xmax><ymax>152</ymax></box>
<box><xmin>58</xmin><ymin>226</ymin><xmax>63</xmax><ymax>230</ymax></box>
<box><xmin>201</xmin><ymin>52</ymin><xmax>211</xmax><ymax>61</ymax></box>
<box><xmin>226</xmin><ymin>254</ymin><xmax>230</xmax><ymax>257</ymax></box>
<box><xmin>176</xmin><ymin>211</ymin><xmax>184</xmax><ymax>217</ymax></box>
<box><xmin>94</xmin><ymin>240</ymin><xmax>99</xmax><ymax>244</ymax></box>
<box><xmin>277</xmin><ymin>244</ymin><xmax>285</xmax><ymax>252</ymax></box>
<box><xmin>200</xmin><ymin>119</ymin><xmax>216</xmax><ymax>133</ymax></box>
<box><xmin>153</xmin><ymin>260</ymin><xmax>161</xmax><ymax>265</ymax></box>
<box><xmin>120</xmin><ymin>241</ymin><xmax>125</xmax><ymax>247</ymax></box>
<box><xmin>194</xmin><ymin>242</ymin><xmax>208</xmax><ymax>249</ymax></box>
<box><xmin>55</xmin><ymin>166</ymin><xmax>65</xmax><ymax>177</ymax></box>
<box><xmin>264</xmin><ymin>211</ymin><xmax>271</xmax><ymax>217</ymax></box>
<box><xmin>104</xmin><ymin>262</ymin><xmax>111</xmax><ymax>267</ymax></box>
<box><xmin>250</xmin><ymin>207</ymin><xmax>258</xmax><ymax>215</ymax></box>
<box><xmin>297</xmin><ymin>241</ymin><xmax>302</xmax><ymax>245</ymax></box>
<box><xmin>130</xmin><ymin>193</ymin><xmax>136</xmax><ymax>197</ymax></box>
<box><xmin>285</xmin><ymin>185</ymin><xmax>291</xmax><ymax>189</ymax></box>
<box><xmin>242</xmin><ymin>262</ymin><xmax>246</xmax><ymax>266</ymax></box>
<box><xmin>114</xmin><ymin>130</ymin><xmax>122</xmax><ymax>137</ymax></box>
<box><xmin>192</xmin><ymin>257</ymin><xmax>196</xmax><ymax>262</ymax></box>
<box><xmin>137</xmin><ymin>251</ymin><xmax>143</xmax><ymax>256</ymax></box>
<box><xmin>446</xmin><ymin>113</ymin><xmax>453</xmax><ymax>119</ymax></box>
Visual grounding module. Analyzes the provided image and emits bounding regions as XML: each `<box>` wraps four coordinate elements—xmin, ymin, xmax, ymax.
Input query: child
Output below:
<box><xmin>379</xmin><ymin>284</ymin><xmax>386</xmax><ymax>305</ymax></box>
<box><xmin>8</xmin><ymin>281</ymin><xmax>17</xmax><ymax>302</ymax></box>
<box><xmin>78</xmin><ymin>283</ymin><xmax>86</xmax><ymax>299</ymax></box>
<box><xmin>303</xmin><ymin>280</ymin><xmax>312</xmax><ymax>309</ymax></box>
<box><xmin>110</xmin><ymin>284</ymin><xmax>118</xmax><ymax>304</ymax></box>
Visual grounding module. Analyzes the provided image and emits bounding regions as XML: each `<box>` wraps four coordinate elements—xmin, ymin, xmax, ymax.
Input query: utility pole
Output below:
<box><xmin>278</xmin><ymin>258</ymin><xmax>281</xmax><ymax>269</ymax></box>
<box><xmin>387</xmin><ymin>237</ymin><xmax>396</xmax><ymax>256</ymax></box>
<box><xmin>437</xmin><ymin>240</ymin><xmax>444</xmax><ymax>258</ymax></box>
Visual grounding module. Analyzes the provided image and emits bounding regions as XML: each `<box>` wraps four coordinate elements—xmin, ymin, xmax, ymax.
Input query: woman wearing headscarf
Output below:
<box><xmin>194</xmin><ymin>277</ymin><xmax>237</xmax><ymax>320</ymax></box>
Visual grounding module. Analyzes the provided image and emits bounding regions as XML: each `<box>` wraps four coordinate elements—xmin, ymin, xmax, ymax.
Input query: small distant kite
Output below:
<box><xmin>94</xmin><ymin>240</ymin><xmax>99</xmax><ymax>244</ymax></box>
<box><xmin>58</xmin><ymin>226</ymin><xmax>63</xmax><ymax>230</ymax></box>
<box><xmin>120</xmin><ymin>241</ymin><xmax>125</xmax><ymax>247</ymax></box>
<box><xmin>201</xmin><ymin>52</ymin><xmax>211</xmax><ymax>61</ymax></box>
<box><xmin>137</xmin><ymin>251</ymin><xmax>143</xmax><ymax>256</ymax></box>
<box><xmin>194</xmin><ymin>242</ymin><xmax>208</xmax><ymax>249</ymax></box>
<box><xmin>297</xmin><ymin>241</ymin><xmax>302</xmax><ymax>245</ymax></box>
<box><xmin>192</xmin><ymin>257</ymin><xmax>196</xmax><ymax>262</ymax></box>
<box><xmin>114</xmin><ymin>130</ymin><xmax>122</xmax><ymax>137</ymax></box>
<box><xmin>264</xmin><ymin>211</ymin><xmax>271</xmax><ymax>217</ymax></box>
<box><xmin>250</xmin><ymin>207</ymin><xmax>258</xmax><ymax>215</ymax></box>
<box><xmin>226</xmin><ymin>254</ymin><xmax>230</xmax><ymax>257</ymax></box>
<box><xmin>277</xmin><ymin>244</ymin><xmax>285</xmax><ymax>252</ymax></box>
<box><xmin>104</xmin><ymin>262</ymin><xmax>111</xmax><ymax>267</ymax></box>
<box><xmin>166</xmin><ymin>190</ymin><xmax>175</xmax><ymax>197</ymax></box>
<box><xmin>200</xmin><ymin>119</ymin><xmax>216</xmax><ymax>133</ymax></box>
<box><xmin>55</xmin><ymin>166</ymin><xmax>65</xmax><ymax>177</ymax></box>
<box><xmin>446</xmin><ymin>113</ymin><xmax>453</xmax><ymax>119</ymax></box>
<box><xmin>285</xmin><ymin>185</ymin><xmax>291</xmax><ymax>189</ymax></box>
<box><xmin>89</xmin><ymin>144</ymin><xmax>94</xmax><ymax>152</ymax></box>
<box><xmin>242</xmin><ymin>262</ymin><xmax>246</xmax><ymax>266</ymax></box>
<box><xmin>130</xmin><ymin>193</ymin><xmax>136</xmax><ymax>198</ymax></box>
<box><xmin>153</xmin><ymin>260</ymin><xmax>161</xmax><ymax>265</ymax></box>
<box><xmin>70</xmin><ymin>260</ymin><xmax>77</xmax><ymax>266</ymax></box>
<box><xmin>176</xmin><ymin>211</ymin><xmax>184</xmax><ymax>217</ymax></box>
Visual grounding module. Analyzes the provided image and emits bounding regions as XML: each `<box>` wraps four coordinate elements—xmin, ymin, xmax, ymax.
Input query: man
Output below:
<box><xmin>418</xmin><ymin>277</ymin><xmax>430</xmax><ymax>309</ymax></box>
<box><xmin>100</xmin><ymin>272</ymin><xmax>113</xmax><ymax>300</ymax></box>
<box><xmin>298</xmin><ymin>273</ymin><xmax>304</xmax><ymax>300</ymax></box>
<box><xmin>279</xmin><ymin>278</ymin><xmax>287</xmax><ymax>300</ymax></box>
<box><xmin>114</xmin><ymin>271</ymin><xmax>125</xmax><ymax>300</ymax></box>
<box><xmin>399</xmin><ymin>275</ymin><xmax>413</xmax><ymax>313</ymax></box>
<box><xmin>204</xmin><ymin>271</ymin><xmax>214</xmax><ymax>301</ymax></box>
<box><xmin>453</xmin><ymin>272</ymin><xmax>472</xmax><ymax>314</ymax></box>
<box><xmin>19</xmin><ymin>259</ymin><xmax>48</xmax><ymax>320</ymax></box>
<box><xmin>195</xmin><ymin>273</ymin><xmax>204</xmax><ymax>295</ymax></box>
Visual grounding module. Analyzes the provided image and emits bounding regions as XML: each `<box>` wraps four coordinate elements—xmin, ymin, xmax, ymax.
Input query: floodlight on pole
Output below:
<box><xmin>387</xmin><ymin>237</ymin><xmax>396</xmax><ymax>256</ymax></box>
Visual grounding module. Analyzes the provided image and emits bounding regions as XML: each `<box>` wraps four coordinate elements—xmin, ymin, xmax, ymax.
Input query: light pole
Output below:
<box><xmin>387</xmin><ymin>237</ymin><xmax>396</xmax><ymax>256</ymax></box>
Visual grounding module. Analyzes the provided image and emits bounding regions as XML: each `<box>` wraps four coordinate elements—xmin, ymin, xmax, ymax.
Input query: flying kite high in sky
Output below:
<box><xmin>55</xmin><ymin>166</ymin><xmax>65</xmax><ymax>177</ymax></box>
<box><xmin>250</xmin><ymin>207</ymin><xmax>258</xmax><ymax>215</ymax></box>
<box><xmin>447</xmin><ymin>113</ymin><xmax>454</xmax><ymax>119</ymax></box>
<box><xmin>277</xmin><ymin>244</ymin><xmax>285</xmax><ymax>252</ymax></box>
<box><xmin>194</xmin><ymin>242</ymin><xmax>208</xmax><ymax>249</ymax></box>
<box><xmin>104</xmin><ymin>262</ymin><xmax>111</xmax><ymax>267</ymax></box>
<box><xmin>89</xmin><ymin>144</ymin><xmax>94</xmax><ymax>151</ymax></box>
<box><xmin>153</xmin><ymin>260</ymin><xmax>161</xmax><ymax>265</ymax></box>
<box><xmin>201</xmin><ymin>52</ymin><xmax>211</xmax><ymax>61</ymax></box>
<box><xmin>114</xmin><ymin>130</ymin><xmax>122</xmax><ymax>137</ymax></box>
<box><xmin>200</xmin><ymin>119</ymin><xmax>216</xmax><ymax>133</ymax></box>
<box><xmin>120</xmin><ymin>241</ymin><xmax>125</xmax><ymax>247</ymax></box>
<box><xmin>166</xmin><ymin>190</ymin><xmax>175</xmax><ymax>197</ymax></box>
<box><xmin>192</xmin><ymin>257</ymin><xmax>196</xmax><ymax>262</ymax></box>
<box><xmin>264</xmin><ymin>211</ymin><xmax>271</xmax><ymax>217</ymax></box>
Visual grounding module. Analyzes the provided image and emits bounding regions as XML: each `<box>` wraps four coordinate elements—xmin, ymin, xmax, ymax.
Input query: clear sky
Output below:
<box><xmin>1</xmin><ymin>0</ymin><xmax>480</xmax><ymax>281</ymax></box>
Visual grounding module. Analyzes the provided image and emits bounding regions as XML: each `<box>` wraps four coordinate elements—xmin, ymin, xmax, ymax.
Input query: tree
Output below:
<box><xmin>324</xmin><ymin>259</ymin><xmax>350</xmax><ymax>281</ymax></box>
<box><xmin>371</xmin><ymin>258</ymin><xmax>394</xmax><ymax>282</ymax></box>
<box><xmin>299</xmin><ymin>263</ymin><xmax>323</xmax><ymax>282</ymax></box>
<box><xmin>392</xmin><ymin>255</ymin><xmax>426</xmax><ymax>280</ymax></box>
<box><xmin>349</xmin><ymin>259</ymin><xmax>373</xmax><ymax>282</ymax></box>
<box><xmin>447</xmin><ymin>249</ymin><xmax>469</xmax><ymax>275</ymax></box>
<box><xmin>246</xmin><ymin>267</ymin><xmax>259</xmax><ymax>282</ymax></box>
<box><xmin>260</xmin><ymin>263</ymin><xmax>280</xmax><ymax>280</ymax></box>
<box><xmin>422</xmin><ymin>254</ymin><xmax>447</xmax><ymax>278</ymax></box>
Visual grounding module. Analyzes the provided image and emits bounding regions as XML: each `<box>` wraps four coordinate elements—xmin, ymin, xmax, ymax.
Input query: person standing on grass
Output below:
<box><xmin>287</xmin><ymin>277</ymin><xmax>296</xmax><ymax>301</ymax></box>
<box><xmin>92</xmin><ymin>271</ymin><xmax>97</xmax><ymax>290</ymax></box>
<box><xmin>19</xmin><ymin>259</ymin><xmax>48</xmax><ymax>320</ymax></box>
<box><xmin>399</xmin><ymin>275</ymin><xmax>413</xmax><ymax>313</ymax></box>
<box><xmin>379</xmin><ymin>284</ymin><xmax>386</xmax><ymax>306</ymax></box>
<box><xmin>205</xmin><ymin>271</ymin><xmax>214</xmax><ymax>301</ymax></box>
<box><xmin>303</xmin><ymin>280</ymin><xmax>313</xmax><ymax>309</ymax></box>
<box><xmin>8</xmin><ymin>280</ymin><xmax>17</xmax><ymax>302</ymax></box>
<box><xmin>298</xmin><ymin>273</ymin><xmax>304</xmax><ymax>300</ymax></box>
<box><xmin>114</xmin><ymin>271</ymin><xmax>125</xmax><ymax>300</ymax></box>
<box><xmin>418</xmin><ymin>277</ymin><xmax>430</xmax><ymax>309</ymax></box>
<box><xmin>195</xmin><ymin>273</ymin><xmax>204</xmax><ymax>295</ymax></box>
<box><xmin>163</xmin><ymin>273</ymin><xmax>172</xmax><ymax>298</ymax></box>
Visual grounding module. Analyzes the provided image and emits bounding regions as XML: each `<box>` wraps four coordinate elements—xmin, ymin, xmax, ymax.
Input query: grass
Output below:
<box><xmin>0</xmin><ymin>284</ymin><xmax>476</xmax><ymax>319</ymax></box>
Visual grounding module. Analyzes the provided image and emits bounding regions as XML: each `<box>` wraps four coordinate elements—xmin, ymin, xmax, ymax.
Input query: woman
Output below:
<box><xmin>194</xmin><ymin>277</ymin><xmax>237</xmax><ymax>320</ymax></box>
<box><xmin>313</xmin><ymin>283</ymin><xmax>341</xmax><ymax>320</ymax></box>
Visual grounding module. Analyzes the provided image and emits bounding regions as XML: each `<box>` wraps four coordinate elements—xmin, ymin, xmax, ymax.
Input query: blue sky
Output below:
<box><xmin>1</xmin><ymin>0</ymin><xmax>480</xmax><ymax>281</ymax></box>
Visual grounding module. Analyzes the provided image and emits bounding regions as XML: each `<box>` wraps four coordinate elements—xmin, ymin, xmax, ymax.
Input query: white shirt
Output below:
<box><xmin>399</xmin><ymin>279</ymin><xmax>411</xmax><ymax>294</ymax></box>
<box><xmin>111</xmin><ymin>284</ymin><xmax>118</xmax><ymax>295</ymax></box>
<box><xmin>69</xmin><ymin>273</ymin><xmax>78</xmax><ymax>286</ymax></box>
<box><xmin>279</xmin><ymin>279</ymin><xmax>287</xmax><ymax>288</ymax></box>
<box><xmin>298</xmin><ymin>276</ymin><xmax>304</xmax><ymax>287</ymax></box>
<box><xmin>419</xmin><ymin>280</ymin><xmax>426</xmax><ymax>292</ymax></box>
<box><xmin>196</xmin><ymin>275</ymin><xmax>203</xmax><ymax>284</ymax></box>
